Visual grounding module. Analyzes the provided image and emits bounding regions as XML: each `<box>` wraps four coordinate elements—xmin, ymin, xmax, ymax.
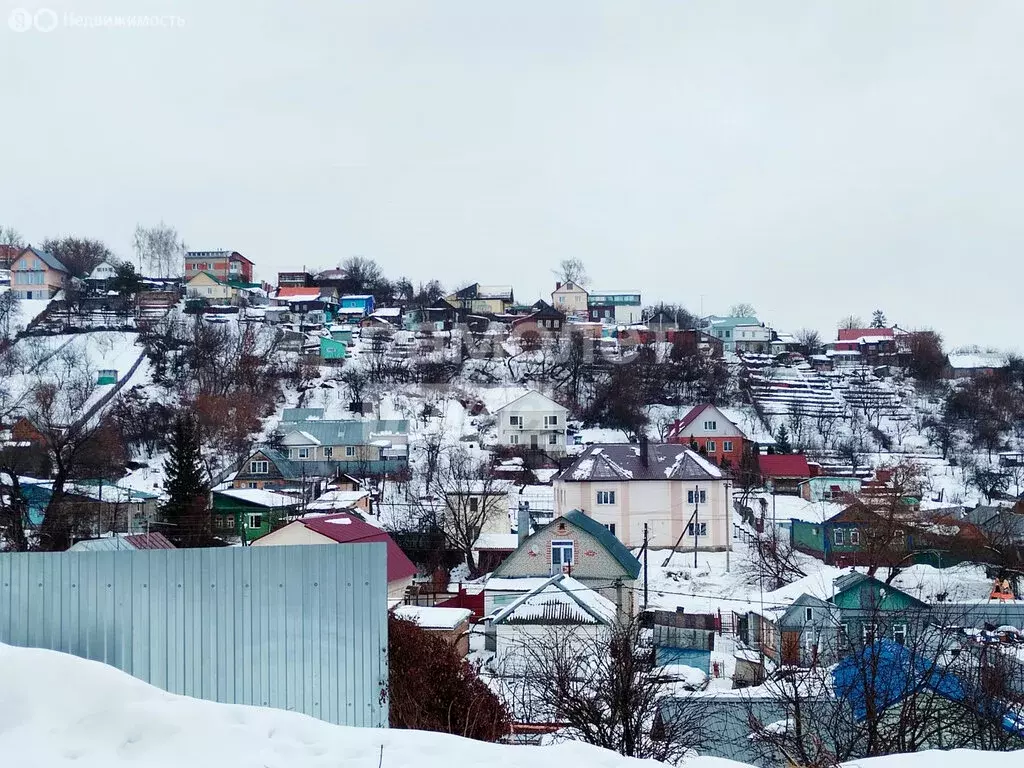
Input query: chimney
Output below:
<box><xmin>517</xmin><ymin>501</ymin><xmax>531</xmax><ymax>546</ymax></box>
<box><xmin>639</xmin><ymin>435</ymin><xmax>649</xmax><ymax>467</ymax></box>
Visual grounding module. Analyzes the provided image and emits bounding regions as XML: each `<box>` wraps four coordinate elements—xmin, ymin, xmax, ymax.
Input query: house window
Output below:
<box><xmin>509</xmin><ymin>434</ymin><xmax>520</xmax><ymax>445</ymax></box>
<box><xmin>805</xmin><ymin>607</ymin><xmax>813</xmax><ymax>622</ymax></box>
<box><xmin>297</xmin><ymin>448</ymin><xmax>310</xmax><ymax>459</ymax></box>
<box><xmin>804</xmin><ymin>632</ymin><xmax>816</xmax><ymax>657</ymax></box>
<box><xmin>687</xmin><ymin>490</ymin><xmax>707</xmax><ymax>505</ymax></box>
<box><xmin>509</xmin><ymin>415</ymin><xmax>523</xmax><ymax>427</ymax></box>
<box><xmin>469</xmin><ymin>497</ymin><xmax>479</xmax><ymax>513</ymax></box>
<box><xmin>345</xmin><ymin>446</ymin><xmax>356</xmax><ymax>458</ymax></box>
<box><xmin>246</xmin><ymin>513</ymin><xmax>263</xmax><ymax>530</ymax></box>
<box><xmin>850</xmin><ymin>529</ymin><xmax>860</xmax><ymax>545</ymax></box>
<box><xmin>597</xmin><ymin>490</ymin><xmax>616</xmax><ymax>505</ymax></box>
<box><xmin>723</xmin><ymin>440</ymin><xmax>733</xmax><ymax>453</ymax></box>
<box><xmin>604</xmin><ymin>523</ymin><xmax>616</xmax><ymax>536</ymax></box>
<box><xmin>250</xmin><ymin>460</ymin><xmax>269</xmax><ymax>474</ymax></box>
<box><xmin>893</xmin><ymin>624</ymin><xmax>907</xmax><ymax>646</ymax></box>
<box><xmin>863</xmin><ymin>624</ymin><xmax>878</xmax><ymax>644</ymax></box>
<box><xmin>840</xmin><ymin>622</ymin><xmax>849</xmax><ymax>638</ymax></box>
<box><xmin>706</xmin><ymin>440</ymin><xmax>716</xmax><ymax>453</ymax></box>
<box><xmin>703</xmin><ymin>420</ymin><xmax>717</xmax><ymax>430</ymax></box>
<box><xmin>548</xmin><ymin>433</ymin><xmax>558</xmax><ymax>446</ymax></box>
<box><xmin>687</xmin><ymin>522</ymin><xmax>707</xmax><ymax>537</ymax></box>
<box><xmin>323</xmin><ymin>447</ymin><xmax>333</xmax><ymax>459</ymax></box>
<box><xmin>834</xmin><ymin>529</ymin><xmax>844</xmax><ymax>545</ymax></box>
<box><xmin>246</xmin><ymin>482</ymin><xmax>259</xmax><ymax>489</ymax></box>
<box><xmin>544</xmin><ymin>415</ymin><xmax>559</xmax><ymax>428</ymax></box>
<box><xmin>551</xmin><ymin>540</ymin><xmax>574</xmax><ymax>575</ymax></box>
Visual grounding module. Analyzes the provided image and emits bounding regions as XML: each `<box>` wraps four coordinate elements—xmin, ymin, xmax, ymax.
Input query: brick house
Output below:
<box><xmin>184</xmin><ymin>250</ymin><xmax>253</xmax><ymax>284</ymax></box>
<box><xmin>488</xmin><ymin>509</ymin><xmax>641</xmax><ymax>617</ymax></box>
<box><xmin>666</xmin><ymin>404</ymin><xmax>747</xmax><ymax>468</ymax></box>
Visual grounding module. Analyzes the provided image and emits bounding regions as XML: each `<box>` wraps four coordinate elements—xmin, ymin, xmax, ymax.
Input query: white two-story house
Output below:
<box><xmin>551</xmin><ymin>281</ymin><xmax>589</xmax><ymax>320</ymax></box>
<box><xmin>554</xmin><ymin>441</ymin><xmax>731</xmax><ymax>550</ymax></box>
<box><xmin>494</xmin><ymin>391</ymin><xmax>569</xmax><ymax>456</ymax></box>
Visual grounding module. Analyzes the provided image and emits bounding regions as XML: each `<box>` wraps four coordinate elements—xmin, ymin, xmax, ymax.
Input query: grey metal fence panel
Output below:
<box><xmin>0</xmin><ymin>543</ymin><xmax>388</xmax><ymax>727</ymax></box>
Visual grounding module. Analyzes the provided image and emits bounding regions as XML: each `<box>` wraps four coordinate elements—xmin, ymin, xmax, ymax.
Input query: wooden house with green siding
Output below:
<box><xmin>211</xmin><ymin>487</ymin><xmax>301</xmax><ymax>542</ymax></box>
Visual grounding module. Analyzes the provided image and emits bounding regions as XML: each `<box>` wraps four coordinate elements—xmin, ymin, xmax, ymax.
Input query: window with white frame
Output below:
<box><xmin>703</xmin><ymin>420</ymin><xmax>717</xmax><ymax>430</ymax></box>
<box><xmin>805</xmin><ymin>607</ymin><xmax>813</xmax><ymax>621</ymax></box>
<box><xmin>548</xmin><ymin>433</ymin><xmax>558</xmax><ymax>445</ymax></box>
<box><xmin>863</xmin><ymin>623</ymin><xmax>878</xmax><ymax>644</ymax></box>
<box><xmin>850</xmin><ymin>529</ymin><xmax>860</xmax><ymax>545</ymax></box>
<box><xmin>597</xmin><ymin>490</ymin><xmax>616</xmax><ymax>505</ymax></box>
<box><xmin>834</xmin><ymin>529</ymin><xmax>844</xmax><ymax>545</ymax></box>
<box><xmin>551</xmin><ymin>540</ymin><xmax>574</xmax><ymax>574</ymax></box>
<box><xmin>687</xmin><ymin>490</ymin><xmax>707</xmax><ymax>505</ymax></box>
<box><xmin>509</xmin><ymin>415</ymin><xmax>523</xmax><ymax>427</ymax></box>
<box><xmin>323</xmin><ymin>447</ymin><xmax>333</xmax><ymax>459</ymax></box>
<box><xmin>345</xmin><ymin>446</ymin><xmax>356</xmax><ymax>458</ymax></box>
<box><xmin>604</xmin><ymin>523</ymin><xmax>616</xmax><ymax>536</ymax></box>
<box><xmin>246</xmin><ymin>513</ymin><xmax>263</xmax><ymax>530</ymax></box>
<box><xmin>686</xmin><ymin>522</ymin><xmax>707</xmax><ymax>537</ymax></box>
<box><xmin>509</xmin><ymin>434</ymin><xmax>520</xmax><ymax>445</ymax></box>
<box><xmin>297</xmin><ymin>447</ymin><xmax>310</xmax><ymax>459</ymax></box>
<box><xmin>250</xmin><ymin>460</ymin><xmax>269</xmax><ymax>474</ymax></box>
<box><xmin>544</xmin><ymin>415</ymin><xmax>559</xmax><ymax>427</ymax></box>
<box><xmin>723</xmin><ymin>440</ymin><xmax>733</xmax><ymax>452</ymax></box>
<box><xmin>892</xmin><ymin>624</ymin><xmax>907</xmax><ymax>645</ymax></box>
<box><xmin>706</xmin><ymin>440</ymin><xmax>716</xmax><ymax>452</ymax></box>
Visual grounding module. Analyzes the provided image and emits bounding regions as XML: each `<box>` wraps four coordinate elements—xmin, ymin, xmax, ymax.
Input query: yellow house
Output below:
<box><xmin>185</xmin><ymin>271</ymin><xmax>236</xmax><ymax>302</ymax></box>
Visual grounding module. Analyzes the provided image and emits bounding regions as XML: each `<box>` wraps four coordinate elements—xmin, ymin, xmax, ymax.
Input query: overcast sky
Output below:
<box><xmin>3</xmin><ymin>1</ymin><xmax>1022</xmax><ymax>350</ymax></box>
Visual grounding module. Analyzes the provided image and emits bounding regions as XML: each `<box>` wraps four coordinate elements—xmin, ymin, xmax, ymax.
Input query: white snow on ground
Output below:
<box><xmin>0</xmin><ymin>642</ymin><xmax>740</xmax><ymax>768</ymax></box>
<box><xmin>8</xmin><ymin>297</ymin><xmax>52</xmax><ymax>332</ymax></box>
<box><xmin>846</xmin><ymin>751</ymin><xmax>1024</xmax><ymax>768</ymax></box>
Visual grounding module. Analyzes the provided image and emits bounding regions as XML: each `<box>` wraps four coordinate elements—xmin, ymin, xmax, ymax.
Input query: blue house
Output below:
<box><xmin>338</xmin><ymin>294</ymin><xmax>375</xmax><ymax>321</ymax></box>
<box><xmin>833</xmin><ymin>640</ymin><xmax>1024</xmax><ymax>746</ymax></box>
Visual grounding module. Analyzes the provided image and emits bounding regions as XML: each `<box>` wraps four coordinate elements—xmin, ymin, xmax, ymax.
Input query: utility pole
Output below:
<box><xmin>643</xmin><ymin>523</ymin><xmax>649</xmax><ymax>610</ymax></box>
<box><xmin>725</xmin><ymin>481</ymin><xmax>731</xmax><ymax>573</ymax></box>
<box><xmin>694</xmin><ymin>483</ymin><xmax>699</xmax><ymax>569</ymax></box>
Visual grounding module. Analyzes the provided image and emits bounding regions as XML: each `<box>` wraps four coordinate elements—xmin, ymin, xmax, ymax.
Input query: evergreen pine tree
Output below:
<box><xmin>775</xmin><ymin>423</ymin><xmax>793</xmax><ymax>454</ymax></box>
<box><xmin>871</xmin><ymin>309</ymin><xmax>887</xmax><ymax>328</ymax></box>
<box><xmin>161</xmin><ymin>415</ymin><xmax>210</xmax><ymax>547</ymax></box>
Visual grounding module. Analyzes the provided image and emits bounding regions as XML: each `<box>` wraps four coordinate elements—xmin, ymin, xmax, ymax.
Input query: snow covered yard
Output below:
<box><xmin>0</xmin><ymin>642</ymin><xmax>735</xmax><ymax>768</ymax></box>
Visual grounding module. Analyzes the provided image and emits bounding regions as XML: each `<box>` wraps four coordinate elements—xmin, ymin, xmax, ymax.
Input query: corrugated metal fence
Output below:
<box><xmin>0</xmin><ymin>543</ymin><xmax>388</xmax><ymax>727</ymax></box>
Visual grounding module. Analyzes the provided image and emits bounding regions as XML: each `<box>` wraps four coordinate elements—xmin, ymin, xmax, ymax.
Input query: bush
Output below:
<box><xmin>386</xmin><ymin>615</ymin><xmax>509</xmax><ymax>741</ymax></box>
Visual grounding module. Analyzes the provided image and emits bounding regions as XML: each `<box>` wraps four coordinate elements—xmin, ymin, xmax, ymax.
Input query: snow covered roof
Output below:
<box><xmin>473</xmin><ymin>533</ymin><xmax>519</xmax><ymax>551</ymax></box>
<box><xmin>561</xmin><ymin>444</ymin><xmax>723</xmax><ymax>482</ymax></box>
<box><xmin>392</xmin><ymin>606</ymin><xmax>472</xmax><ymax>630</ymax></box>
<box><xmin>490</xmin><ymin>574</ymin><xmax>617</xmax><ymax>626</ymax></box>
<box><xmin>371</xmin><ymin>307</ymin><xmax>403</xmax><ymax>318</ymax></box>
<box><xmin>68</xmin><ymin>533</ymin><xmax>176</xmax><ymax>552</ymax></box>
<box><xmin>215</xmin><ymin>488</ymin><xmax>300</xmax><ymax>508</ymax></box>
<box><xmin>947</xmin><ymin>352</ymin><xmax>1007</xmax><ymax>370</ymax></box>
<box><xmin>306</xmin><ymin>490</ymin><xmax>369</xmax><ymax>511</ymax></box>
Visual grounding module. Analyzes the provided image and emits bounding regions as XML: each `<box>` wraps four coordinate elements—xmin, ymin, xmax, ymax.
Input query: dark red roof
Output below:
<box><xmin>435</xmin><ymin>589</ymin><xmax>485</xmax><ymax>621</ymax></box>
<box><xmin>123</xmin><ymin>532</ymin><xmax>176</xmax><ymax>550</ymax></box>
<box><xmin>672</xmin><ymin>404</ymin><xmax>714</xmax><ymax>433</ymax></box>
<box><xmin>302</xmin><ymin>513</ymin><xmax>417</xmax><ymax>582</ymax></box>
<box><xmin>758</xmin><ymin>454</ymin><xmax>811</xmax><ymax>479</ymax></box>
<box><xmin>837</xmin><ymin>328</ymin><xmax>893</xmax><ymax>341</ymax></box>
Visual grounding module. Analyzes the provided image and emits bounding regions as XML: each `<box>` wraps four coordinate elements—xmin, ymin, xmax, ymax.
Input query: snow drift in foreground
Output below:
<box><xmin>0</xmin><ymin>643</ymin><xmax>730</xmax><ymax>768</ymax></box>
<box><xmin>0</xmin><ymin>643</ymin><xmax>1021</xmax><ymax>768</ymax></box>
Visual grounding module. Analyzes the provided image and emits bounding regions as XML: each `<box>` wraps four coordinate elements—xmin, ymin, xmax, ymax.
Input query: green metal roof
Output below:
<box><xmin>563</xmin><ymin>510</ymin><xmax>642</xmax><ymax>579</ymax></box>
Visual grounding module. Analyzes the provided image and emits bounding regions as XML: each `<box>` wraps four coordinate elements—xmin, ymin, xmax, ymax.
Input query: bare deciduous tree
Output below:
<box><xmin>133</xmin><ymin>221</ymin><xmax>186</xmax><ymax>278</ymax></box>
<box><xmin>500</xmin><ymin>621</ymin><xmax>712</xmax><ymax>762</ymax></box>
<box><xmin>554</xmin><ymin>258</ymin><xmax>589</xmax><ymax>287</ymax></box>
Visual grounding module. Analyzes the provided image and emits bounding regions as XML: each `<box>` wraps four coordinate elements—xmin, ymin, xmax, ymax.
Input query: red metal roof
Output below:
<box><xmin>122</xmin><ymin>532</ymin><xmax>176</xmax><ymax>550</ymax></box>
<box><xmin>276</xmin><ymin>286</ymin><xmax>321</xmax><ymax>298</ymax></box>
<box><xmin>837</xmin><ymin>328</ymin><xmax>893</xmax><ymax>341</ymax></box>
<box><xmin>671</xmin><ymin>404</ymin><xmax>714</xmax><ymax>433</ymax></box>
<box><xmin>758</xmin><ymin>454</ymin><xmax>812</xmax><ymax>479</ymax></box>
<box><xmin>302</xmin><ymin>514</ymin><xmax>417</xmax><ymax>582</ymax></box>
